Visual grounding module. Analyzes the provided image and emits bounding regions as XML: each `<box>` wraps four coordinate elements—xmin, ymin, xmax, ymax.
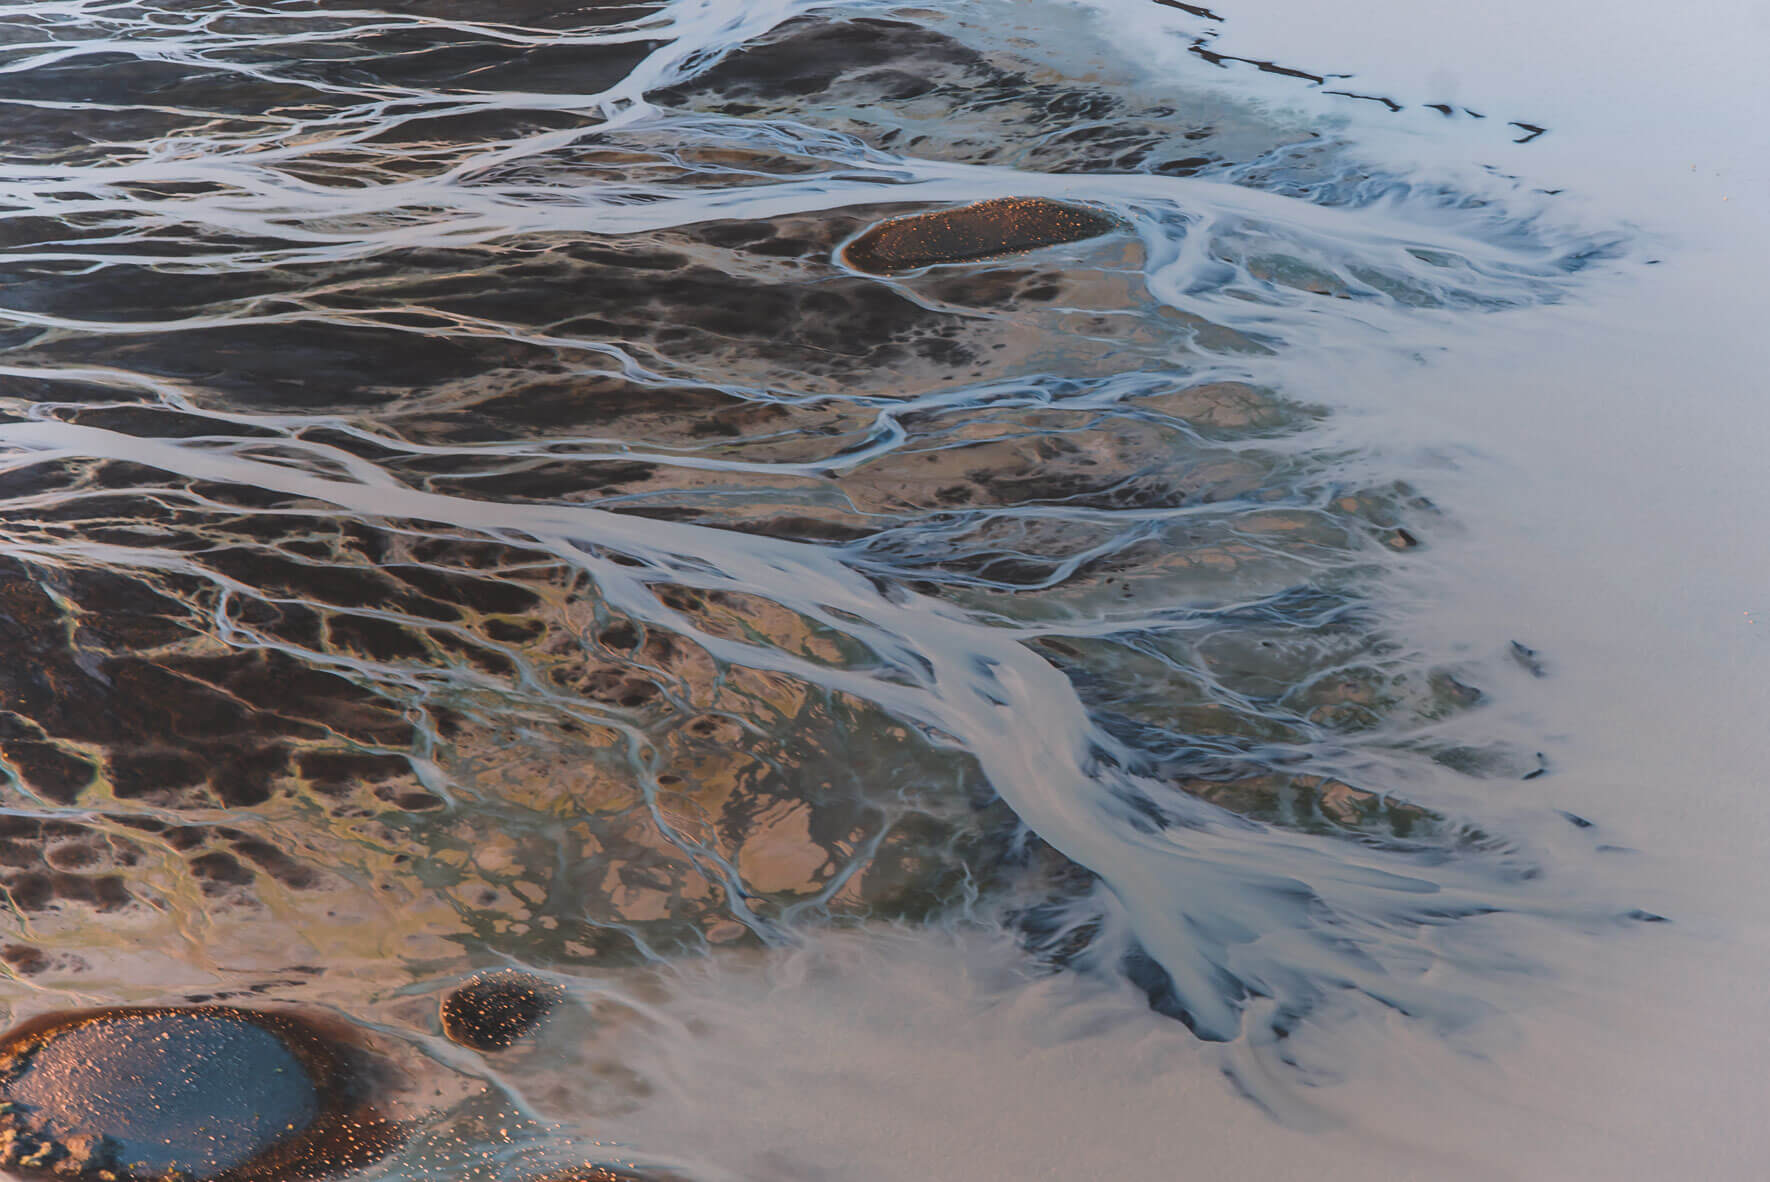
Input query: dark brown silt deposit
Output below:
<box><xmin>523</xmin><ymin>1167</ymin><xmax>686</xmax><ymax>1182</ymax></box>
<box><xmin>840</xmin><ymin>197</ymin><xmax>1118</xmax><ymax>274</ymax></box>
<box><xmin>0</xmin><ymin>1006</ymin><xmax>402</xmax><ymax>1182</ymax></box>
<box><xmin>440</xmin><ymin>969</ymin><xmax>563</xmax><ymax>1052</ymax></box>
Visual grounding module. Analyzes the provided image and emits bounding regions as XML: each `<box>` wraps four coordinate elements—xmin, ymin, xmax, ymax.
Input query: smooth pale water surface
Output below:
<box><xmin>0</xmin><ymin>0</ymin><xmax>1762</xmax><ymax>1178</ymax></box>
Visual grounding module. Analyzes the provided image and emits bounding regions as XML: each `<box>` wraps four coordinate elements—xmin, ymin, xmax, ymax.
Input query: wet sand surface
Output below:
<box><xmin>0</xmin><ymin>0</ymin><xmax>1639</xmax><ymax>1177</ymax></box>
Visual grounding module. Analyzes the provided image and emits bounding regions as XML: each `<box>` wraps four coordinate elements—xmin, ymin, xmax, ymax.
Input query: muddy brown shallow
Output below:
<box><xmin>525</xmin><ymin>1167</ymin><xmax>683</xmax><ymax>1182</ymax></box>
<box><xmin>0</xmin><ymin>1006</ymin><xmax>402</xmax><ymax>1182</ymax></box>
<box><xmin>840</xmin><ymin>197</ymin><xmax>1119</xmax><ymax>274</ymax></box>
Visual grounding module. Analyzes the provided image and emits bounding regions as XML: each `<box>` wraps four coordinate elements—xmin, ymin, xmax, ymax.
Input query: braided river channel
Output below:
<box><xmin>0</xmin><ymin>0</ymin><xmax>1765</xmax><ymax>1178</ymax></box>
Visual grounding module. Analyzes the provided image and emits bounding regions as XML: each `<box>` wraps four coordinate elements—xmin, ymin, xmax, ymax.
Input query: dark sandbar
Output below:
<box><xmin>840</xmin><ymin>197</ymin><xmax>1118</xmax><ymax>274</ymax></box>
<box><xmin>441</xmin><ymin>969</ymin><xmax>563</xmax><ymax>1052</ymax></box>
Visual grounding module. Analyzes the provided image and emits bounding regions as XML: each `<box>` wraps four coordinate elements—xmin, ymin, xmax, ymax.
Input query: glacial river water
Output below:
<box><xmin>0</xmin><ymin>0</ymin><xmax>1764</xmax><ymax>1179</ymax></box>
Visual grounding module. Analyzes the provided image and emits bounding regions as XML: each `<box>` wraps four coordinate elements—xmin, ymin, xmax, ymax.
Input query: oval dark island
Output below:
<box><xmin>441</xmin><ymin>969</ymin><xmax>563</xmax><ymax>1053</ymax></box>
<box><xmin>0</xmin><ymin>1006</ymin><xmax>401</xmax><ymax>1182</ymax></box>
<box><xmin>840</xmin><ymin>197</ymin><xmax>1119</xmax><ymax>274</ymax></box>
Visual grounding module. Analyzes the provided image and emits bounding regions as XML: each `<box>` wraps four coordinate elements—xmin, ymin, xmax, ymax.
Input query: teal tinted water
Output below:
<box><xmin>6</xmin><ymin>1011</ymin><xmax>319</xmax><ymax>1175</ymax></box>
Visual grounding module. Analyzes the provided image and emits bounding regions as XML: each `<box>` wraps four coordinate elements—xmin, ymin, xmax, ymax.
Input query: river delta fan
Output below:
<box><xmin>440</xmin><ymin>969</ymin><xmax>563</xmax><ymax>1052</ymax></box>
<box><xmin>840</xmin><ymin>197</ymin><xmax>1120</xmax><ymax>274</ymax></box>
<box><xmin>0</xmin><ymin>1007</ymin><xmax>401</xmax><ymax>1182</ymax></box>
<box><xmin>0</xmin><ymin>0</ymin><xmax>1669</xmax><ymax>1173</ymax></box>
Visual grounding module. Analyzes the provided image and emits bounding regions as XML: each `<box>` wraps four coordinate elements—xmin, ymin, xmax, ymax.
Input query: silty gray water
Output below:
<box><xmin>0</xmin><ymin>0</ymin><xmax>1626</xmax><ymax>1175</ymax></box>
